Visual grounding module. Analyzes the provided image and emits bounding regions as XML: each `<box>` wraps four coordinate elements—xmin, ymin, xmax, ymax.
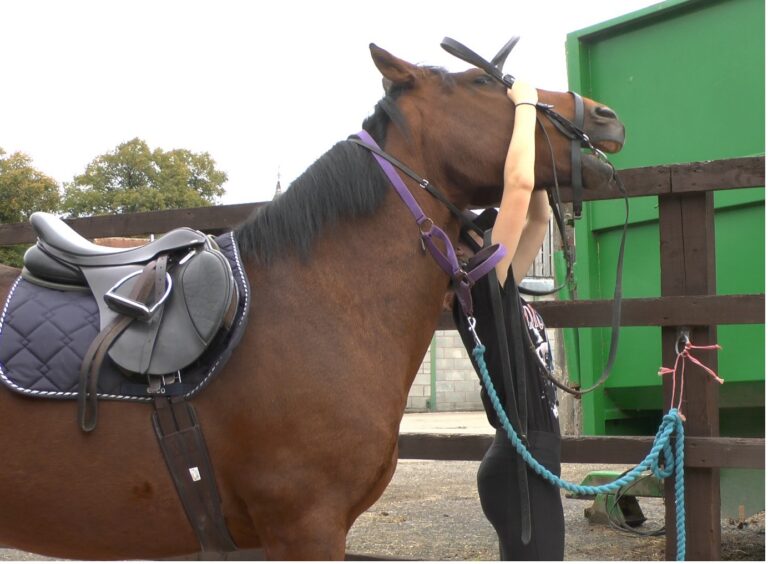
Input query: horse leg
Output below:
<box><xmin>258</xmin><ymin>508</ymin><xmax>347</xmax><ymax>560</ymax></box>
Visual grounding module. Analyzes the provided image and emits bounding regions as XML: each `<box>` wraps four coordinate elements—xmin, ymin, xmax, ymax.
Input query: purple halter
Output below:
<box><xmin>352</xmin><ymin>130</ymin><xmax>505</xmax><ymax>316</ymax></box>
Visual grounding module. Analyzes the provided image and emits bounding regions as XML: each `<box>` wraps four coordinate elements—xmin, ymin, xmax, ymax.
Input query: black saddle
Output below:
<box><xmin>24</xmin><ymin>213</ymin><xmax>212</xmax><ymax>283</ymax></box>
<box><xmin>21</xmin><ymin>212</ymin><xmax>239</xmax><ymax>429</ymax></box>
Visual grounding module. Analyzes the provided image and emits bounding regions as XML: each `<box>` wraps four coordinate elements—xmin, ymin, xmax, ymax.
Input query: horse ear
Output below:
<box><xmin>370</xmin><ymin>43</ymin><xmax>416</xmax><ymax>88</ymax></box>
<box><xmin>490</xmin><ymin>36</ymin><xmax>520</xmax><ymax>69</ymax></box>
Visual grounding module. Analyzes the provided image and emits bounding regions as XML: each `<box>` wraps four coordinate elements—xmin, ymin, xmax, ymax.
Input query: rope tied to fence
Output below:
<box><xmin>470</xmin><ymin>342</ymin><xmax>688</xmax><ymax>561</ymax></box>
<box><xmin>658</xmin><ymin>333</ymin><xmax>723</xmax><ymax>418</ymax></box>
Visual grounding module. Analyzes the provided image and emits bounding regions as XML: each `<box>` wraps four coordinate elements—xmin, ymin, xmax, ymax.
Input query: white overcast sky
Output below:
<box><xmin>1</xmin><ymin>0</ymin><xmax>660</xmax><ymax>205</ymax></box>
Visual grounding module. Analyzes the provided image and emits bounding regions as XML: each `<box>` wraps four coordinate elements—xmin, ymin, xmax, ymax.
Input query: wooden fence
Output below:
<box><xmin>0</xmin><ymin>156</ymin><xmax>764</xmax><ymax>560</ymax></box>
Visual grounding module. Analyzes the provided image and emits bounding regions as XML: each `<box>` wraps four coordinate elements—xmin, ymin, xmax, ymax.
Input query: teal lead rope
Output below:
<box><xmin>471</xmin><ymin>343</ymin><xmax>687</xmax><ymax>560</ymax></box>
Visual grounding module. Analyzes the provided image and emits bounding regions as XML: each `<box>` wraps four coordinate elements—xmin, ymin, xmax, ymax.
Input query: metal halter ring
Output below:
<box><xmin>418</xmin><ymin>217</ymin><xmax>435</xmax><ymax>235</ymax></box>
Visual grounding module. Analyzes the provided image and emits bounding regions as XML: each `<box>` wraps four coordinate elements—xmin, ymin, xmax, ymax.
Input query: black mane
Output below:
<box><xmin>235</xmin><ymin>66</ymin><xmax>452</xmax><ymax>264</ymax></box>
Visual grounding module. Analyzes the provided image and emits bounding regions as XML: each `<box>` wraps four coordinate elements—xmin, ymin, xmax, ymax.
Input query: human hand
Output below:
<box><xmin>507</xmin><ymin>80</ymin><xmax>538</xmax><ymax>106</ymax></box>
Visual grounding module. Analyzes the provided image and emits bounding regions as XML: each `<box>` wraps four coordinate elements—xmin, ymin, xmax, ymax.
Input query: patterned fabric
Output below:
<box><xmin>0</xmin><ymin>232</ymin><xmax>250</xmax><ymax>402</ymax></box>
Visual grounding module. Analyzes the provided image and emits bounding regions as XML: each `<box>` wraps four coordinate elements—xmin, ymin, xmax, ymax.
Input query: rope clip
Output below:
<box><xmin>467</xmin><ymin>316</ymin><xmax>482</xmax><ymax>348</ymax></box>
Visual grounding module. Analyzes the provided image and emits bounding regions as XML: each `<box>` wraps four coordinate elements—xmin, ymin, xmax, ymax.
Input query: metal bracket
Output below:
<box><xmin>676</xmin><ymin>326</ymin><xmax>691</xmax><ymax>355</ymax></box>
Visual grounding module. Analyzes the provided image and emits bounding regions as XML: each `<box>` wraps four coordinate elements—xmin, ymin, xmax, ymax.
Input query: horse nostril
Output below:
<box><xmin>595</xmin><ymin>106</ymin><xmax>618</xmax><ymax>120</ymax></box>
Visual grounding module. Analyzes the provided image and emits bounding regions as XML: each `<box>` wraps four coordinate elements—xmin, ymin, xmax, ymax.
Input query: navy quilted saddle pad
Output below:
<box><xmin>0</xmin><ymin>232</ymin><xmax>250</xmax><ymax>402</ymax></box>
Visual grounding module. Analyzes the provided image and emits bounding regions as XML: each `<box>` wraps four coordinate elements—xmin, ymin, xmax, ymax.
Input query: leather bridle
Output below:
<box><xmin>351</xmin><ymin>37</ymin><xmax>628</xmax><ymax>398</ymax></box>
<box><xmin>440</xmin><ymin>37</ymin><xmax>629</xmax><ymax>397</ymax></box>
<box><xmin>441</xmin><ymin>36</ymin><xmax>612</xmax><ymax>299</ymax></box>
<box><xmin>441</xmin><ymin>37</ymin><xmax>600</xmax><ymax>221</ymax></box>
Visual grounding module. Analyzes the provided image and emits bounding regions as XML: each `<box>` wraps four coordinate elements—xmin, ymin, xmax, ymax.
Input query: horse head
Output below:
<box><xmin>369</xmin><ymin>41</ymin><xmax>626</xmax><ymax>209</ymax></box>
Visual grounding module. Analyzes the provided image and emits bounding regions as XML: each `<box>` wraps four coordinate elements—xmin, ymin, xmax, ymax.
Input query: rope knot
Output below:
<box><xmin>659</xmin><ymin>338</ymin><xmax>723</xmax><ymax>416</ymax></box>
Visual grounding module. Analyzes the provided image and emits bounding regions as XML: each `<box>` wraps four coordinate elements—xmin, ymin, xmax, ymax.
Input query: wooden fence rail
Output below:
<box><xmin>0</xmin><ymin>155</ymin><xmax>764</xmax><ymax>560</ymax></box>
<box><xmin>398</xmin><ymin>434</ymin><xmax>765</xmax><ymax>469</ymax></box>
<box><xmin>0</xmin><ymin>156</ymin><xmax>762</xmax><ymax>246</ymax></box>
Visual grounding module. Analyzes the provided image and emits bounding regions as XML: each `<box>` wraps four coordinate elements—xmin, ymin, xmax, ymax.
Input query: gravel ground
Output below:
<box><xmin>345</xmin><ymin>460</ymin><xmax>765</xmax><ymax>561</ymax></box>
<box><xmin>1</xmin><ymin>460</ymin><xmax>763</xmax><ymax>561</ymax></box>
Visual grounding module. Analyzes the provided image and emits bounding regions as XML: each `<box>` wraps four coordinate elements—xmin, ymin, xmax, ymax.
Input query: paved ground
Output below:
<box><xmin>399</xmin><ymin>411</ymin><xmax>493</xmax><ymax>435</ymax></box>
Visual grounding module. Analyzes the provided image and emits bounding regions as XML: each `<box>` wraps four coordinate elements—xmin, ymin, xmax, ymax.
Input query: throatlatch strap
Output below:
<box><xmin>152</xmin><ymin>397</ymin><xmax>237</xmax><ymax>556</ymax></box>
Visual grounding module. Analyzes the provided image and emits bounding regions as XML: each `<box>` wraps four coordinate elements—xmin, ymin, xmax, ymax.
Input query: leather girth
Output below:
<box><xmin>152</xmin><ymin>396</ymin><xmax>237</xmax><ymax>557</ymax></box>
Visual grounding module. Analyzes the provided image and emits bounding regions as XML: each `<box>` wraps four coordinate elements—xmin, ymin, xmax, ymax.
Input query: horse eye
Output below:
<box><xmin>473</xmin><ymin>75</ymin><xmax>492</xmax><ymax>86</ymax></box>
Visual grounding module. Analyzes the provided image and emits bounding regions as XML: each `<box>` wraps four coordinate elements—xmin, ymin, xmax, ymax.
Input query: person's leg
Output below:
<box><xmin>477</xmin><ymin>430</ymin><xmax>564</xmax><ymax>561</ymax></box>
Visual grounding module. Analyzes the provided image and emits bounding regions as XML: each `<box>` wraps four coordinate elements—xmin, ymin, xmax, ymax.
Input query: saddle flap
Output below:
<box><xmin>107</xmin><ymin>249</ymin><xmax>236</xmax><ymax>376</ymax></box>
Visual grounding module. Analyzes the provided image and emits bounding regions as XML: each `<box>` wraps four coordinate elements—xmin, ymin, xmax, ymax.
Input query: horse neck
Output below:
<box><xmin>298</xmin><ymin>132</ymin><xmax>458</xmax><ymax>380</ymax></box>
<box><xmin>355</xmin><ymin>132</ymin><xmax>461</xmax><ymax>372</ymax></box>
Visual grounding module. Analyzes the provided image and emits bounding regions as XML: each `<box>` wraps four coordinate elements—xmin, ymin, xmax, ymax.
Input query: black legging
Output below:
<box><xmin>477</xmin><ymin>429</ymin><xmax>564</xmax><ymax>561</ymax></box>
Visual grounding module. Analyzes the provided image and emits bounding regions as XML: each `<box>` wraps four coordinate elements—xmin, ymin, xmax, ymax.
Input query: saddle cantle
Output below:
<box><xmin>4</xmin><ymin>212</ymin><xmax>248</xmax><ymax>430</ymax></box>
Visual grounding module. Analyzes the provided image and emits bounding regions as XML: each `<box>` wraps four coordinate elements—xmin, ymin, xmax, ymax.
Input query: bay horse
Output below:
<box><xmin>0</xmin><ymin>42</ymin><xmax>624</xmax><ymax>560</ymax></box>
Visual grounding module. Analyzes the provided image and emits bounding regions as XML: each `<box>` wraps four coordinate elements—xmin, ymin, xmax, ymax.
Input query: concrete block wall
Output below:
<box><xmin>405</xmin><ymin>322</ymin><xmax>581</xmax><ymax>434</ymax></box>
<box><xmin>407</xmin><ymin>350</ymin><xmax>432</xmax><ymax>412</ymax></box>
<box><xmin>406</xmin><ymin>329</ymin><xmax>484</xmax><ymax>413</ymax></box>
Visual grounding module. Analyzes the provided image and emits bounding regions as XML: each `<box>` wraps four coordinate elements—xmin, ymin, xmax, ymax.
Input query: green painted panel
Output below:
<box><xmin>565</xmin><ymin>0</ymin><xmax>765</xmax><ymax>435</ymax></box>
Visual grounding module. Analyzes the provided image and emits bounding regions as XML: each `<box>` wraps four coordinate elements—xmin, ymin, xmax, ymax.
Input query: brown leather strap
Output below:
<box><xmin>138</xmin><ymin>255</ymin><xmax>169</xmax><ymax>374</ymax></box>
<box><xmin>152</xmin><ymin>396</ymin><xmax>237</xmax><ymax>556</ymax></box>
<box><xmin>78</xmin><ymin>259</ymin><xmax>161</xmax><ymax>432</ymax></box>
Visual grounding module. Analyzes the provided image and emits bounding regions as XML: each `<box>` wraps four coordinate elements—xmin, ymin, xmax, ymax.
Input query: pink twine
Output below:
<box><xmin>658</xmin><ymin>340</ymin><xmax>723</xmax><ymax>416</ymax></box>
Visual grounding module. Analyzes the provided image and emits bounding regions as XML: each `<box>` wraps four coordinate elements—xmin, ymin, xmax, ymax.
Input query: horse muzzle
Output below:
<box><xmin>586</xmin><ymin>104</ymin><xmax>626</xmax><ymax>155</ymax></box>
<box><xmin>582</xmin><ymin>152</ymin><xmax>616</xmax><ymax>190</ymax></box>
<box><xmin>582</xmin><ymin>104</ymin><xmax>626</xmax><ymax>189</ymax></box>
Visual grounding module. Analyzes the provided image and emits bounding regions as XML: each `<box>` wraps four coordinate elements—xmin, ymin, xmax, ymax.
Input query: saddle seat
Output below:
<box><xmin>20</xmin><ymin>211</ymin><xmax>239</xmax><ymax>384</ymax></box>
<box><xmin>31</xmin><ymin>212</ymin><xmax>209</xmax><ymax>266</ymax></box>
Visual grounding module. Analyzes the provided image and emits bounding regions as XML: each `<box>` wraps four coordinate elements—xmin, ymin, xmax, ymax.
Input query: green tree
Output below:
<box><xmin>62</xmin><ymin>138</ymin><xmax>227</xmax><ymax>217</ymax></box>
<box><xmin>0</xmin><ymin>148</ymin><xmax>60</xmax><ymax>224</ymax></box>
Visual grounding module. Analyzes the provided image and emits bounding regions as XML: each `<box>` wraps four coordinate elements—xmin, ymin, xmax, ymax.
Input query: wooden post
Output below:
<box><xmin>658</xmin><ymin>190</ymin><xmax>720</xmax><ymax>560</ymax></box>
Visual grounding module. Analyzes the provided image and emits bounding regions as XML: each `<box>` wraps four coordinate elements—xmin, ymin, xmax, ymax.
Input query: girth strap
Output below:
<box><xmin>152</xmin><ymin>396</ymin><xmax>237</xmax><ymax>557</ymax></box>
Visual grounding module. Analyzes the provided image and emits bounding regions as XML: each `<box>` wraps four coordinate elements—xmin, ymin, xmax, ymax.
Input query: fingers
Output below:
<box><xmin>507</xmin><ymin>80</ymin><xmax>538</xmax><ymax>105</ymax></box>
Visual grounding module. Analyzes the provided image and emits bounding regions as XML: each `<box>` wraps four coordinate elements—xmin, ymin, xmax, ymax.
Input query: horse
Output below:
<box><xmin>0</xmin><ymin>41</ymin><xmax>625</xmax><ymax>560</ymax></box>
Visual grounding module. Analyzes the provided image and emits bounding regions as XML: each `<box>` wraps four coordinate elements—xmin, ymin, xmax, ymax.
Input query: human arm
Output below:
<box><xmin>511</xmin><ymin>189</ymin><xmax>551</xmax><ymax>285</ymax></box>
<box><xmin>490</xmin><ymin>80</ymin><xmax>538</xmax><ymax>287</ymax></box>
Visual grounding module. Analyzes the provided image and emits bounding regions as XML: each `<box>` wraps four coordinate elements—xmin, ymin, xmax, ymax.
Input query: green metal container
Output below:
<box><xmin>563</xmin><ymin>0</ymin><xmax>764</xmax><ymax>438</ymax></box>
